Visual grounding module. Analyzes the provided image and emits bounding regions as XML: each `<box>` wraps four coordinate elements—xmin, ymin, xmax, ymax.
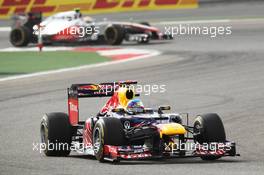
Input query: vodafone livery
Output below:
<box><xmin>10</xmin><ymin>9</ymin><xmax>173</xmax><ymax>47</ymax></box>
<box><xmin>40</xmin><ymin>81</ymin><xmax>239</xmax><ymax>163</ymax></box>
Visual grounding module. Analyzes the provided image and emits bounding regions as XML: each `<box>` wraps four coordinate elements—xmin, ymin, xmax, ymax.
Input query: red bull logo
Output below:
<box><xmin>78</xmin><ymin>84</ymin><xmax>100</xmax><ymax>91</ymax></box>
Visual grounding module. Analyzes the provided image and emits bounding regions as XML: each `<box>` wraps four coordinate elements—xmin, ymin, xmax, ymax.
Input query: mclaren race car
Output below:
<box><xmin>40</xmin><ymin>81</ymin><xmax>239</xmax><ymax>163</ymax></box>
<box><xmin>10</xmin><ymin>9</ymin><xmax>173</xmax><ymax>47</ymax></box>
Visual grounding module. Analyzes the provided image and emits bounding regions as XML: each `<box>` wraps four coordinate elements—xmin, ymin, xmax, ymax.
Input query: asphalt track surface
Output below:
<box><xmin>1</xmin><ymin>2</ymin><xmax>264</xmax><ymax>175</ymax></box>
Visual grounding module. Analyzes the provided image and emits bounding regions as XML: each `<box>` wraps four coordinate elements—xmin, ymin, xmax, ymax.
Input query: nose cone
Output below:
<box><xmin>157</xmin><ymin>123</ymin><xmax>186</xmax><ymax>138</ymax></box>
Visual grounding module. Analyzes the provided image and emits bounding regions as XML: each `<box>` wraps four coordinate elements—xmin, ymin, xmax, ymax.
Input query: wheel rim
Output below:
<box><xmin>193</xmin><ymin>121</ymin><xmax>203</xmax><ymax>143</ymax></box>
<box><xmin>194</xmin><ymin>123</ymin><xmax>201</xmax><ymax>133</ymax></box>
<box><xmin>40</xmin><ymin>124</ymin><xmax>48</xmax><ymax>153</ymax></box>
<box><xmin>93</xmin><ymin>127</ymin><xmax>101</xmax><ymax>154</ymax></box>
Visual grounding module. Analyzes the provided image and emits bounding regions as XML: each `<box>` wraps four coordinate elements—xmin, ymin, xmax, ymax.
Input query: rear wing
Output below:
<box><xmin>11</xmin><ymin>12</ymin><xmax>42</xmax><ymax>29</ymax></box>
<box><xmin>67</xmin><ymin>81</ymin><xmax>139</xmax><ymax>125</ymax></box>
<box><xmin>68</xmin><ymin>80</ymin><xmax>138</xmax><ymax>98</ymax></box>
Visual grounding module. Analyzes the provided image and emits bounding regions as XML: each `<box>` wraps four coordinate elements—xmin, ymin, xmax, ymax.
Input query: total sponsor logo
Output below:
<box><xmin>69</xmin><ymin>102</ymin><xmax>78</xmax><ymax>112</ymax></box>
<box><xmin>123</xmin><ymin>120</ymin><xmax>131</xmax><ymax>129</ymax></box>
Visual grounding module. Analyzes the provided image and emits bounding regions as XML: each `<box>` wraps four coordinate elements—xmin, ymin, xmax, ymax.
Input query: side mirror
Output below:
<box><xmin>158</xmin><ymin>105</ymin><xmax>171</xmax><ymax>114</ymax></box>
<box><xmin>112</xmin><ymin>108</ymin><xmax>125</xmax><ymax>113</ymax></box>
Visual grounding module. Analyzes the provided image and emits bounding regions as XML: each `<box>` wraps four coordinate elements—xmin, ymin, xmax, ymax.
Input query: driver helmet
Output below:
<box><xmin>83</xmin><ymin>16</ymin><xmax>94</xmax><ymax>23</ymax></box>
<box><xmin>126</xmin><ymin>99</ymin><xmax>144</xmax><ymax>114</ymax></box>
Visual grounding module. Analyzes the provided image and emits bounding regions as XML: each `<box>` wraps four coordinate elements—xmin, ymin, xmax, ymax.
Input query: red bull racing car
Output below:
<box><xmin>10</xmin><ymin>9</ymin><xmax>172</xmax><ymax>47</ymax></box>
<box><xmin>40</xmin><ymin>81</ymin><xmax>239</xmax><ymax>163</ymax></box>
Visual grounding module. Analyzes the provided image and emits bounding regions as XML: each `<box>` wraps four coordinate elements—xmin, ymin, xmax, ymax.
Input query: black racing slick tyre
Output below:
<box><xmin>193</xmin><ymin>113</ymin><xmax>226</xmax><ymax>160</ymax></box>
<box><xmin>10</xmin><ymin>26</ymin><xmax>30</xmax><ymax>47</ymax></box>
<box><xmin>93</xmin><ymin>117</ymin><xmax>126</xmax><ymax>162</ymax></box>
<box><xmin>104</xmin><ymin>25</ymin><xmax>124</xmax><ymax>45</ymax></box>
<box><xmin>40</xmin><ymin>113</ymin><xmax>72</xmax><ymax>156</ymax></box>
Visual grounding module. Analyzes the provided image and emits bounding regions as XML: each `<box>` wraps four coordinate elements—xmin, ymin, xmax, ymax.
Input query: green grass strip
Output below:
<box><xmin>0</xmin><ymin>51</ymin><xmax>110</xmax><ymax>76</ymax></box>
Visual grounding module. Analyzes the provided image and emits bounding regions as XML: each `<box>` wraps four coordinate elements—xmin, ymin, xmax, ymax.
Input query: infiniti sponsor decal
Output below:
<box><xmin>124</xmin><ymin>121</ymin><xmax>131</xmax><ymax>129</ymax></box>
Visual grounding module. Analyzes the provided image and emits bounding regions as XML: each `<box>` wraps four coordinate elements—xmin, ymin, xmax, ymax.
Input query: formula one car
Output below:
<box><xmin>40</xmin><ymin>81</ymin><xmax>239</xmax><ymax>163</ymax></box>
<box><xmin>10</xmin><ymin>9</ymin><xmax>172</xmax><ymax>47</ymax></box>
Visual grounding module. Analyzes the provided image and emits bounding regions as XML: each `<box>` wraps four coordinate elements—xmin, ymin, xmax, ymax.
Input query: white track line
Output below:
<box><xmin>0</xmin><ymin>49</ymin><xmax>160</xmax><ymax>82</ymax></box>
<box><xmin>98</xmin><ymin>48</ymin><xmax>157</xmax><ymax>56</ymax></box>
<box><xmin>0</xmin><ymin>27</ymin><xmax>10</xmax><ymax>32</ymax></box>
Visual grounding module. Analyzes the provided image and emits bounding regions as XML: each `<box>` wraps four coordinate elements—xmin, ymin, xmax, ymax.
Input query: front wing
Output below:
<box><xmin>102</xmin><ymin>142</ymin><xmax>238</xmax><ymax>161</ymax></box>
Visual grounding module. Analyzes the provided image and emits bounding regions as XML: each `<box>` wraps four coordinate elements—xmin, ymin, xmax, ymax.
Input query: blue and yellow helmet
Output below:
<box><xmin>126</xmin><ymin>99</ymin><xmax>144</xmax><ymax>114</ymax></box>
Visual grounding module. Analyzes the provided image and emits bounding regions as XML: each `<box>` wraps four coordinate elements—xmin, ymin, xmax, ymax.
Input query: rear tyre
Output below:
<box><xmin>40</xmin><ymin>112</ymin><xmax>72</xmax><ymax>156</ymax></box>
<box><xmin>10</xmin><ymin>26</ymin><xmax>30</xmax><ymax>47</ymax></box>
<box><xmin>93</xmin><ymin>118</ymin><xmax>126</xmax><ymax>162</ymax></box>
<box><xmin>193</xmin><ymin>113</ymin><xmax>226</xmax><ymax>160</ymax></box>
<box><xmin>104</xmin><ymin>25</ymin><xmax>124</xmax><ymax>45</ymax></box>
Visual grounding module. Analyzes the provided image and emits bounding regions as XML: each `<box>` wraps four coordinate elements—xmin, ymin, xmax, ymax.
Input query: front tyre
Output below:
<box><xmin>93</xmin><ymin>122</ymin><xmax>105</xmax><ymax>162</ymax></box>
<box><xmin>40</xmin><ymin>112</ymin><xmax>72</xmax><ymax>156</ymax></box>
<box><xmin>104</xmin><ymin>25</ymin><xmax>124</xmax><ymax>45</ymax></box>
<box><xmin>193</xmin><ymin>113</ymin><xmax>226</xmax><ymax>160</ymax></box>
<box><xmin>93</xmin><ymin>118</ymin><xmax>126</xmax><ymax>162</ymax></box>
